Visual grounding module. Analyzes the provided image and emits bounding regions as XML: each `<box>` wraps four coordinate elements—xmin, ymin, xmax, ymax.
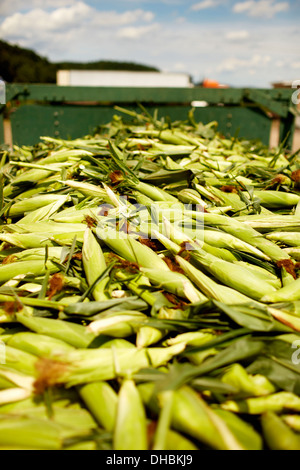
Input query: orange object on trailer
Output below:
<box><xmin>202</xmin><ymin>78</ymin><xmax>221</xmax><ymax>88</ymax></box>
<box><xmin>201</xmin><ymin>78</ymin><xmax>229</xmax><ymax>88</ymax></box>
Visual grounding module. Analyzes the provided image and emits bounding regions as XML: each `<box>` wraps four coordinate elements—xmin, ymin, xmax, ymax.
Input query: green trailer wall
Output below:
<box><xmin>1</xmin><ymin>84</ymin><xmax>297</xmax><ymax>149</ymax></box>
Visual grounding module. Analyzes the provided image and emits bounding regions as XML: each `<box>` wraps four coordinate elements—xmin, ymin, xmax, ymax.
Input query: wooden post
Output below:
<box><xmin>3</xmin><ymin>117</ymin><xmax>13</xmax><ymax>150</ymax></box>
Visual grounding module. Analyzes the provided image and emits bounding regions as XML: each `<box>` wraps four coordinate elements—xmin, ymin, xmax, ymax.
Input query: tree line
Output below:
<box><xmin>0</xmin><ymin>39</ymin><xmax>160</xmax><ymax>83</ymax></box>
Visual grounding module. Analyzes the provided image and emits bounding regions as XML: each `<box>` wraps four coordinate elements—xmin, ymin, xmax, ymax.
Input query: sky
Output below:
<box><xmin>0</xmin><ymin>0</ymin><xmax>299</xmax><ymax>87</ymax></box>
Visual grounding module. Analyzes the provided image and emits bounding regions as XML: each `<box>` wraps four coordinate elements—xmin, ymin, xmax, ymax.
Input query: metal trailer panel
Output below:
<box><xmin>2</xmin><ymin>84</ymin><xmax>297</xmax><ymax>149</ymax></box>
<box><xmin>8</xmin><ymin>103</ymin><xmax>274</xmax><ymax>148</ymax></box>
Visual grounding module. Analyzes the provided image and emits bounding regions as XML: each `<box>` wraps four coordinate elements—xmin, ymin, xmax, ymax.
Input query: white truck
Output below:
<box><xmin>57</xmin><ymin>70</ymin><xmax>193</xmax><ymax>88</ymax></box>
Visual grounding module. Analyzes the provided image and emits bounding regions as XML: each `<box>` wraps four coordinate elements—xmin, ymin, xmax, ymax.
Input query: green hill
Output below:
<box><xmin>0</xmin><ymin>39</ymin><xmax>160</xmax><ymax>83</ymax></box>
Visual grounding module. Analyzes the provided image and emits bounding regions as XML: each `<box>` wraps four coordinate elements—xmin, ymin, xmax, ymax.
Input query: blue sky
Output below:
<box><xmin>0</xmin><ymin>0</ymin><xmax>299</xmax><ymax>87</ymax></box>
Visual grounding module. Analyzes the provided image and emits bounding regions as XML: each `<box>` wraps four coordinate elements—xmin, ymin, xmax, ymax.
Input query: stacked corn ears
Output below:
<box><xmin>0</xmin><ymin>107</ymin><xmax>299</xmax><ymax>450</ymax></box>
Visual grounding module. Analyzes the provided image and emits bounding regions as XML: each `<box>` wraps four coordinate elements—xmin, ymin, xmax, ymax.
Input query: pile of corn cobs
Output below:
<box><xmin>0</xmin><ymin>108</ymin><xmax>299</xmax><ymax>450</ymax></box>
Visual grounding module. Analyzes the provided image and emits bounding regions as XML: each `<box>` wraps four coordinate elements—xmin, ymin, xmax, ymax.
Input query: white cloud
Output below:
<box><xmin>225</xmin><ymin>30</ymin><xmax>250</xmax><ymax>40</ymax></box>
<box><xmin>116</xmin><ymin>23</ymin><xmax>159</xmax><ymax>39</ymax></box>
<box><xmin>0</xmin><ymin>2</ymin><xmax>93</xmax><ymax>36</ymax></box>
<box><xmin>0</xmin><ymin>2</ymin><xmax>155</xmax><ymax>39</ymax></box>
<box><xmin>190</xmin><ymin>0</ymin><xmax>221</xmax><ymax>11</ymax></box>
<box><xmin>233</xmin><ymin>0</ymin><xmax>289</xmax><ymax>18</ymax></box>
<box><xmin>90</xmin><ymin>9</ymin><xmax>154</xmax><ymax>27</ymax></box>
<box><xmin>233</xmin><ymin>1</ymin><xmax>255</xmax><ymax>13</ymax></box>
<box><xmin>0</xmin><ymin>0</ymin><xmax>74</xmax><ymax>16</ymax></box>
<box><xmin>175</xmin><ymin>16</ymin><xmax>186</xmax><ymax>24</ymax></box>
<box><xmin>216</xmin><ymin>54</ymin><xmax>271</xmax><ymax>73</ymax></box>
<box><xmin>173</xmin><ymin>62</ymin><xmax>188</xmax><ymax>71</ymax></box>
